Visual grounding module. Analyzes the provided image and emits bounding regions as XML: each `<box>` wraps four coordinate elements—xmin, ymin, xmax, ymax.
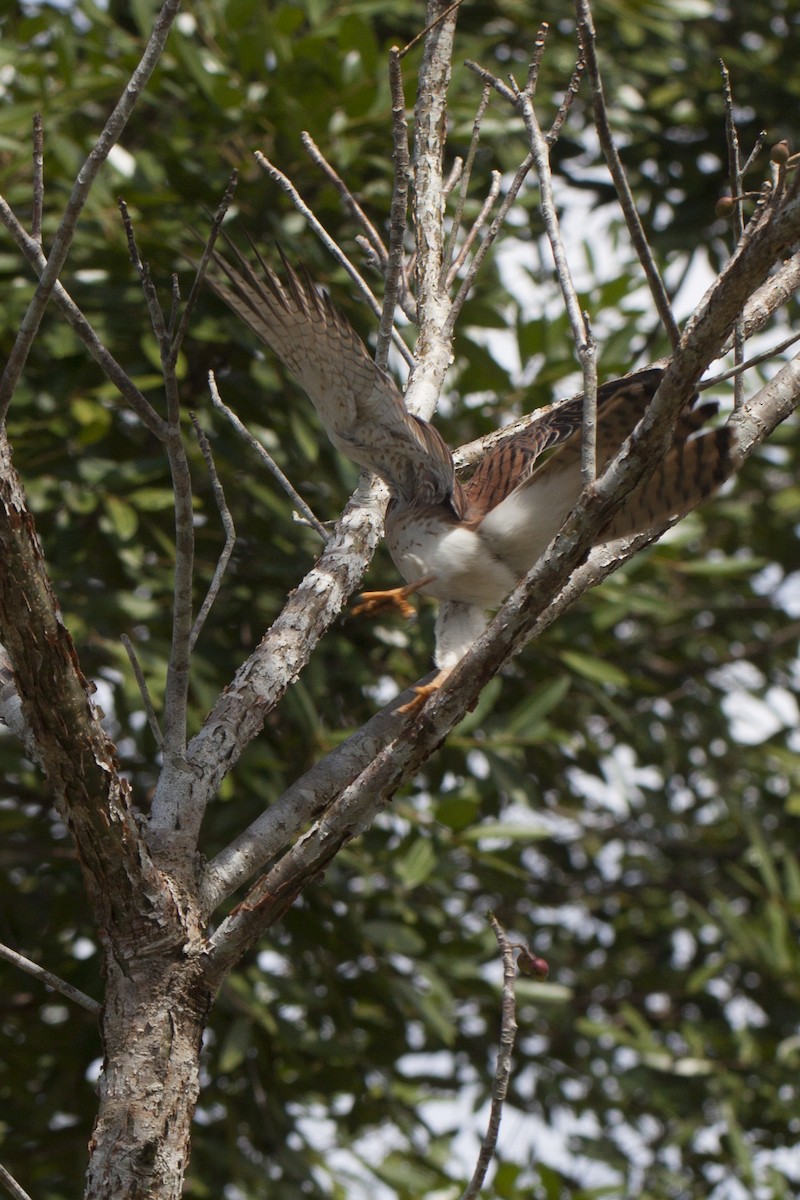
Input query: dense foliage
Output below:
<box><xmin>1</xmin><ymin>1</ymin><xmax>799</xmax><ymax>1197</ymax></box>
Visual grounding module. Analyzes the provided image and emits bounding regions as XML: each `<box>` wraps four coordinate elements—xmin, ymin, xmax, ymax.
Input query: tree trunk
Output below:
<box><xmin>84</xmin><ymin>952</ymin><xmax>213</xmax><ymax>1200</ymax></box>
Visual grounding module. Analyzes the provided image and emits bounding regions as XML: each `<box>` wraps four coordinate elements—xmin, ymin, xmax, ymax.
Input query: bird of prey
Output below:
<box><xmin>206</xmin><ymin>246</ymin><xmax>732</xmax><ymax>709</ymax></box>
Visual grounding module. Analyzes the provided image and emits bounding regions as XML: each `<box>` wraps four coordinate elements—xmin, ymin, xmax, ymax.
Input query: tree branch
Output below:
<box><xmin>0</xmin><ymin>0</ymin><xmax>182</xmax><ymax>424</ymax></box>
<box><xmin>254</xmin><ymin>151</ymin><xmax>415</xmax><ymax>369</ymax></box>
<box><xmin>208</xmin><ymin>373</ymin><xmax>328</xmax><ymax>541</ymax></box>
<box><xmin>0</xmin><ymin>199</ymin><xmax>167</xmax><ymax>439</ymax></box>
<box><xmin>576</xmin><ymin>0</ymin><xmax>680</xmax><ymax>349</ymax></box>
<box><xmin>460</xmin><ymin>915</ymin><xmax>518</xmax><ymax>1200</ymax></box>
<box><xmin>0</xmin><ymin>1160</ymin><xmax>33</xmax><ymax>1200</ymax></box>
<box><xmin>0</xmin><ymin>940</ymin><xmax>101</xmax><ymax>1016</ymax></box>
<box><xmin>188</xmin><ymin>410</ymin><xmax>237</xmax><ymax>652</ymax></box>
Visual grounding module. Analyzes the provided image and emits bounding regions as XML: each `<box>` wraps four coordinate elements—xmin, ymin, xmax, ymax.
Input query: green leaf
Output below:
<box><xmin>394</xmin><ymin>838</ymin><xmax>437</xmax><ymax>889</ymax></box>
<box><xmin>560</xmin><ymin>649</ymin><xmax>629</xmax><ymax>688</ymax></box>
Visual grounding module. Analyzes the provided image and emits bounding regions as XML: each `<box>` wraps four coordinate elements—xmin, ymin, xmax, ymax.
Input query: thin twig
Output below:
<box><xmin>0</xmin><ymin>940</ymin><xmax>101</xmax><ymax>1016</ymax></box>
<box><xmin>441</xmin><ymin>84</ymin><xmax>492</xmax><ymax>284</ymax></box>
<box><xmin>119</xmin><ymin>198</ymin><xmax>170</xmax><ymax>357</ymax></box>
<box><xmin>0</xmin><ymin>0</ymin><xmax>183</xmax><ymax>423</ymax></box>
<box><xmin>397</xmin><ymin>0</ymin><xmax>465</xmax><ymax>59</ymax></box>
<box><xmin>460</xmin><ymin>913</ymin><xmax>518</xmax><ymax>1200</ymax></box>
<box><xmin>255</xmin><ymin>151</ymin><xmax>415</xmax><ymax>369</ymax></box>
<box><xmin>376</xmin><ymin>48</ymin><xmax>411</xmax><ymax>374</ymax></box>
<box><xmin>208</xmin><ymin>372</ymin><xmax>329</xmax><ymax>542</ymax></box>
<box><xmin>0</xmin><ymin>197</ymin><xmax>167</xmax><ymax>439</ymax></box>
<box><xmin>741</xmin><ymin>131</ymin><xmax>767</xmax><ymax>178</ymax></box>
<box><xmin>446</xmin><ymin>170</ymin><xmax>501</xmax><ymax>288</ymax></box>
<box><xmin>442</xmin><ymin>156</ymin><xmax>464</xmax><ymax>200</ymax></box>
<box><xmin>548</xmin><ymin>56</ymin><xmax>585</xmax><ymax>145</ymax></box>
<box><xmin>700</xmin><ymin>328</ymin><xmax>800</xmax><ymax>388</ymax></box>
<box><xmin>0</xmin><ymin>1160</ymin><xmax>34</xmax><ymax>1200</ymax></box>
<box><xmin>526</xmin><ymin>22</ymin><xmax>550</xmax><ymax>96</ymax></box>
<box><xmin>720</xmin><ymin>60</ymin><xmax>746</xmax><ymax>410</ymax></box>
<box><xmin>581</xmin><ymin>315</ymin><xmax>597</xmax><ymax>484</ymax></box>
<box><xmin>301</xmin><ymin>132</ymin><xmax>389</xmax><ymax>270</ymax></box>
<box><xmin>576</xmin><ymin>0</ymin><xmax>680</xmax><ymax>349</ymax></box>
<box><xmin>516</xmin><ymin>71</ymin><xmax>594</xmax><ymax>398</ymax></box>
<box><xmin>31</xmin><ymin>112</ymin><xmax>43</xmax><ymax>244</ymax></box>
<box><xmin>166</xmin><ymin>273</ymin><xmax>181</xmax><ymax>343</ymax></box>
<box><xmin>120</xmin><ymin>634</ymin><xmax>163</xmax><ymax>747</ymax></box>
<box><xmin>445</xmin><ymin>152</ymin><xmax>534</xmax><ymax>334</ymax></box>
<box><xmin>188</xmin><ymin>412</ymin><xmax>237</xmax><ymax>652</ymax></box>
<box><xmin>119</xmin><ymin>201</ymin><xmax>196</xmax><ymax>754</ymax></box>
<box><xmin>172</xmin><ymin>172</ymin><xmax>239</xmax><ymax>361</ymax></box>
<box><xmin>464</xmin><ymin>58</ymin><xmax>518</xmax><ymax>106</ymax></box>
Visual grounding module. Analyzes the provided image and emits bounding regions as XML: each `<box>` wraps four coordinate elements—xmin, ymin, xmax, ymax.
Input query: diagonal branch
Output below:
<box><xmin>576</xmin><ymin>0</ymin><xmax>680</xmax><ymax>350</ymax></box>
<box><xmin>460</xmin><ymin>915</ymin><xmax>518</xmax><ymax>1200</ymax></box>
<box><xmin>0</xmin><ymin>940</ymin><xmax>100</xmax><ymax>1016</ymax></box>
<box><xmin>188</xmin><ymin>411</ymin><xmax>237</xmax><ymax>652</ymax></box>
<box><xmin>0</xmin><ymin>0</ymin><xmax>182</xmax><ymax>424</ymax></box>
<box><xmin>255</xmin><ymin>151</ymin><xmax>415</xmax><ymax>369</ymax></box>
<box><xmin>0</xmin><ymin>199</ymin><xmax>167</xmax><ymax>439</ymax></box>
<box><xmin>375</xmin><ymin>48</ymin><xmax>411</xmax><ymax>374</ymax></box>
<box><xmin>209</xmin><ymin>373</ymin><xmax>328</xmax><ymax>540</ymax></box>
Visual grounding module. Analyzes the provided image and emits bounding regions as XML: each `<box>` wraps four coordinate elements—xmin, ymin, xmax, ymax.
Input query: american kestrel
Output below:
<box><xmin>207</xmin><ymin>247</ymin><xmax>732</xmax><ymax>708</ymax></box>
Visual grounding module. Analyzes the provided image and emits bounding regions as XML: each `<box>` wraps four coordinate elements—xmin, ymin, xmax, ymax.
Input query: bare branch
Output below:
<box><xmin>702</xmin><ymin>328</ymin><xmax>800</xmax><ymax>389</ymax></box>
<box><xmin>445</xmin><ymin>153</ymin><xmax>534</xmax><ymax>334</ymax></box>
<box><xmin>464</xmin><ymin>58</ymin><xmax>518</xmax><ymax>107</ymax></box>
<box><xmin>119</xmin><ymin>198</ymin><xmax>171</xmax><ymax>360</ymax></box>
<box><xmin>121</xmin><ymin>633</ymin><xmax>164</xmax><ymax>748</ymax></box>
<box><xmin>460</xmin><ymin>914</ymin><xmax>518</xmax><ymax>1200</ymax></box>
<box><xmin>0</xmin><ymin>198</ymin><xmax>167</xmax><ymax>439</ymax></box>
<box><xmin>738</xmin><ymin>249</ymin><xmax>800</xmax><ymax>340</ymax></box>
<box><xmin>31</xmin><ymin>113</ymin><xmax>43</xmax><ymax>244</ymax></box>
<box><xmin>0</xmin><ymin>940</ymin><xmax>101</xmax><ymax>1016</ymax></box>
<box><xmin>581</xmin><ymin>316</ymin><xmax>598</xmax><ymax>484</ymax></box>
<box><xmin>188</xmin><ymin>411</ymin><xmax>237</xmax><ymax>652</ymax></box>
<box><xmin>576</xmin><ymin>0</ymin><xmax>680</xmax><ymax>350</ymax></box>
<box><xmin>742</xmin><ymin>131</ymin><xmax>767</xmax><ymax>177</ymax></box>
<box><xmin>720</xmin><ymin>60</ymin><xmax>746</xmax><ymax>409</ymax></box>
<box><xmin>547</xmin><ymin>54</ymin><xmax>584</xmax><ymax>144</ymax></box>
<box><xmin>0</xmin><ymin>1160</ymin><xmax>34</xmax><ymax>1200</ymax></box>
<box><xmin>375</xmin><ymin>48</ymin><xmax>411</xmax><ymax>374</ymax></box>
<box><xmin>0</xmin><ymin>0</ymin><xmax>183</xmax><ymax>424</ymax></box>
<box><xmin>441</xmin><ymin>83</ymin><xmax>492</xmax><ymax>283</ymax></box>
<box><xmin>445</xmin><ymin>170</ymin><xmax>501</xmax><ymax>289</ymax></box>
<box><xmin>208</xmin><ymin>372</ymin><xmax>329</xmax><ymax>542</ymax></box>
<box><xmin>301</xmin><ymin>132</ymin><xmax>389</xmax><ymax>271</ymax></box>
<box><xmin>512</xmin><ymin>62</ymin><xmax>598</xmax><ymax>448</ymax></box>
<box><xmin>397</xmin><ymin>0</ymin><xmax>465</xmax><ymax>59</ymax></box>
<box><xmin>171</xmin><ymin>171</ymin><xmax>239</xmax><ymax>361</ymax></box>
<box><xmin>0</xmin><ymin>430</ymin><xmax>159</xmax><ymax>941</ymax></box>
<box><xmin>255</xmin><ymin>151</ymin><xmax>415</xmax><ymax>369</ymax></box>
<box><xmin>411</xmin><ymin>0</ymin><xmax>457</xmax><ymax>325</ymax></box>
<box><xmin>526</xmin><ymin>22</ymin><xmax>550</xmax><ymax>97</ymax></box>
<box><xmin>118</xmin><ymin>201</ymin><xmax>196</xmax><ymax>760</ymax></box>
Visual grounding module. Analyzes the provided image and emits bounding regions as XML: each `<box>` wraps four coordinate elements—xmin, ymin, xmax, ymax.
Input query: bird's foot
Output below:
<box><xmin>396</xmin><ymin>668</ymin><xmax>450</xmax><ymax>715</ymax></box>
<box><xmin>352</xmin><ymin>576</ymin><xmax>435</xmax><ymax>621</ymax></box>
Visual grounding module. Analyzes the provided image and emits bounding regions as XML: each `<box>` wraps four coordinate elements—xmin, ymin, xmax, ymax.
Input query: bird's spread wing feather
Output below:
<box><xmin>206</xmin><ymin>244</ymin><xmax>457</xmax><ymax>507</ymax></box>
<box><xmin>462</xmin><ymin>369</ymin><xmax>666</xmax><ymax>519</ymax></box>
<box><xmin>476</xmin><ymin>369</ymin><xmax>732</xmax><ymax>574</ymax></box>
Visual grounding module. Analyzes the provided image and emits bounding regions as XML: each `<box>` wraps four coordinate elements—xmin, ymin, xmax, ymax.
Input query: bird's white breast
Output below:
<box><xmin>389</xmin><ymin>515</ymin><xmax>516</xmax><ymax>608</ymax></box>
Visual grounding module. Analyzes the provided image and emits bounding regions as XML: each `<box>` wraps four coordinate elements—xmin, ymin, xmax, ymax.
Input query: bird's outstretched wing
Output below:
<box><xmin>462</xmin><ymin>370</ymin><xmax>666</xmax><ymax>517</ymax></box>
<box><xmin>205</xmin><ymin>244</ymin><xmax>458</xmax><ymax>509</ymax></box>
<box><xmin>475</xmin><ymin>369</ymin><xmax>732</xmax><ymax>574</ymax></box>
